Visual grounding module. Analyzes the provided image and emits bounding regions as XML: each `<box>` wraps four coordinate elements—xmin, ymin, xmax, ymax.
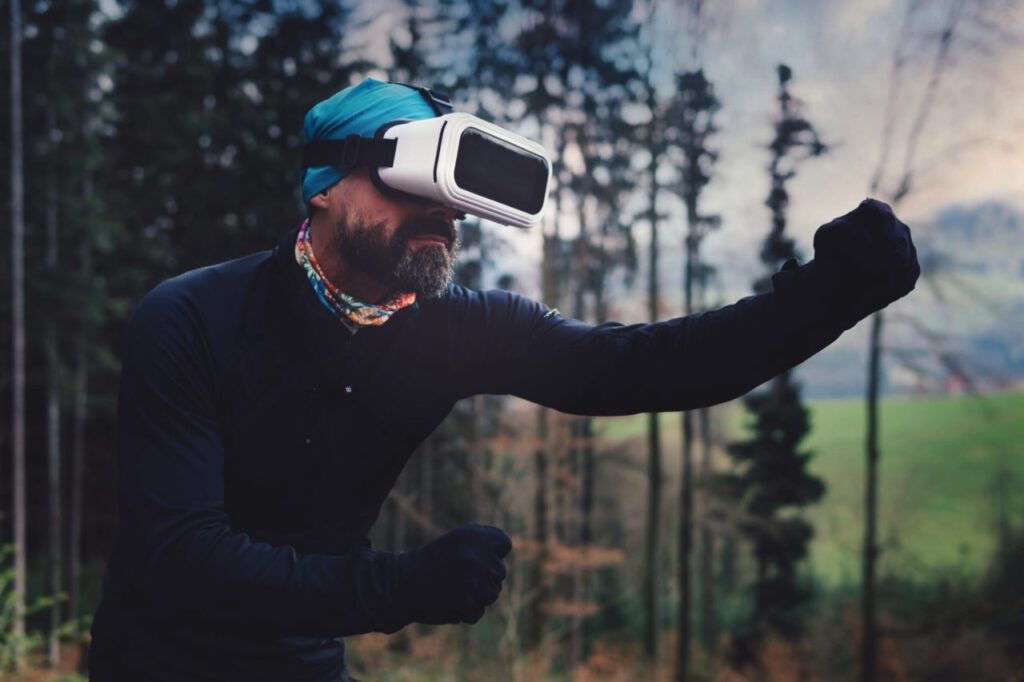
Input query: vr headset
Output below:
<box><xmin>302</xmin><ymin>87</ymin><xmax>552</xmax><ymax>228</ymax></box>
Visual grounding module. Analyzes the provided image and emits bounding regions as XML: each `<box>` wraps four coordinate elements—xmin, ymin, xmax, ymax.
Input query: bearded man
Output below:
<box><xmin>88</xmin><ymin>79</ymin><xmax>920</xmax><ymax>681</ymax></box>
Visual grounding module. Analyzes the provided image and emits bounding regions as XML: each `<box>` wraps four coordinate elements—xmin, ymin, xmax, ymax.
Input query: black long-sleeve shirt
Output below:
<box><xmin>88</xmin><ymin>225</ymin><xmax>844</xmax><ymax>681</ymax></box>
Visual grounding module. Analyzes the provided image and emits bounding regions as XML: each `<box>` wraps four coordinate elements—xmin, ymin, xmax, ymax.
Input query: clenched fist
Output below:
<box><xmin>395</xmin><ymin>523</ymin><xmax>512</xmax><ymax>625</ymax></box>
<box><xmin>772</xmin><ymin>198</ymin><xmax>921</xmax><ymax>332</ymax></box>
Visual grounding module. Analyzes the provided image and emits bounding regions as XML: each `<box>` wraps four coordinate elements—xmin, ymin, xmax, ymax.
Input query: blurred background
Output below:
<box><xmin>1</xmin><ymin>0</ymin><xmax>1023</xmax><ymax>680</ymax></box>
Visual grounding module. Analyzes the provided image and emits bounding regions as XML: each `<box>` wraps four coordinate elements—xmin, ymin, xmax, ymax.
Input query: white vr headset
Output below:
<box><xmin>302</xmin><ymin>87</ymin><xmax>552</xmax><ymax>228</ymax></box>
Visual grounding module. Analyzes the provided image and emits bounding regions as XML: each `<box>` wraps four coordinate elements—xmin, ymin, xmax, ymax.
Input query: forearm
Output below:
<box><xmin>117</xmin><ymin>283</ymin><xmax>413</xmax><ymax>639</ymax></box>
<box><xmin>512</xmin><ymin>279</ymin><xmax>842</xmax><ymax>415</ymax></box>
<box><xmin>128</xmin><ymin>507</ymin><xmax>409</xmax><ymax>638</ymax></box>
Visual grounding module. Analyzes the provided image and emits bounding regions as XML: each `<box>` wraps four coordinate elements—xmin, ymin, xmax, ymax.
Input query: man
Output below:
<box><xmin>88</xmin><ymin>79</ymin><xmax>920</xmax><ymax>681</ymax></box>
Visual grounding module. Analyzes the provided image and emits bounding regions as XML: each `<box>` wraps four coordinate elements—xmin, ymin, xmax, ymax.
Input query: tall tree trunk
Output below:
<box><xmin>68</xmin><ymin>233</ymin><xmax>91</xmax><ymax>633</ymax></box>
<box><xmin>469</xmin><ymin>395</ymin><xmax>483</xmax><ymax>520</ymax></box>
<box><xmin>697</xmin><ymin>406</ymin><xmax>716</xmax><ymax>653</ymax></box>
<box><xmin>68</xmin><ymin>170</ymin><xmax>94</xmax><ymax>633</ymax></box>
<box><xmin>644</xmin><ymin>412</ymin><xmax>661</xmax><ymax>656</ymax></box>
<box><xmin>578</xmin><ymin>419</ymin><xmax>595</xmax><ymax>662</ymax></box>
<box><xmin>528</xmin><ymin>126</ymin><xmax>567</xmax><ymax>652</ymax></box>
<box><xmin>569</xmin><ymin>187</ymin><xmax>593</xmax><ymax>669</ymax></box>
<box><xmin>677</xmin><ymin>209</ymin><xmax>699</xmax><ymax>682</ymax></box>
<box><xmin>9</xmin><ymin>0</ymin><xmax>28</xmax><ymax>670</ymax></box>
<box><xmin>861</xmin><ymin>310</ymin><xmax>883</xmax><ymax>682</ymax></box>
<box><xmin>45</xmin><ymin>151</ymin><xmax>63</xmax><ymax>667</ymax></box>
<box><xmin>643</xmin><ymin>157</ymin><xmax>662</xmax><ymax>662</ymax></box>
<box><xmin>528</xmin><ymin>406</ymin><xmax>550</xmax><ymax>650</ymax></box>
<box><xmin>677</xmin><ymin>410</ymin><xmax>694</xmax><ymax>681</ymax></box>
<box><xmin>569</xmin><ymin>429</ymin><xmax>583</xmax><ymax>669</ymax></box>
<box><xmin>694</xmin><ymin>257</ymin><xmax>716</xmax><ymax>653</ymax></box>
<box><xmin>527</xmin><ymin>230</ymin><xmax>559</xmax><ymax>651</ymax></box>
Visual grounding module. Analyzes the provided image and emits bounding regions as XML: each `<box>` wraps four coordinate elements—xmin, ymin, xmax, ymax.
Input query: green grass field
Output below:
<box><xmin>601</xmin><ymin>388</ymin><xmax>1024</xmax><ymax>585</ymax></box>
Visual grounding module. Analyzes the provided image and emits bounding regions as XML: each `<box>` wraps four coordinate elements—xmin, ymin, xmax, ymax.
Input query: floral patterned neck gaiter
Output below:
<box><xmin>294</xmin><ymin>218</ymin><xmax>416</xmax><ymax>332</ymax></box>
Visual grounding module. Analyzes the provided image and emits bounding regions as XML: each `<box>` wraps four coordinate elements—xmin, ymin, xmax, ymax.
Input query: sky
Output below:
<box><xmin>682</xmin><ymin>0</ymin><xmax>1024</xmax><ymax>295</ymax></box>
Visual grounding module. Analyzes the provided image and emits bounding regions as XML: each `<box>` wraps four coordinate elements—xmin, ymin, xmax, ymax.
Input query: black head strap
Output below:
<box><xmin>301</xmin><ymin>84</ymin><xmax>452</xmax><ymax>169</ymax></box>
<box><xmin>301</xmin><ymin>134</ymin><xmax>397</xmax><ymax>169</ymax></box>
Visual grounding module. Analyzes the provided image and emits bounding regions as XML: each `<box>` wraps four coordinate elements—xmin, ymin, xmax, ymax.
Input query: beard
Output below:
<box><xmin>331</xmin><ymin>206</ymin><xmax>460</xmax><ymax>299</ymax></box>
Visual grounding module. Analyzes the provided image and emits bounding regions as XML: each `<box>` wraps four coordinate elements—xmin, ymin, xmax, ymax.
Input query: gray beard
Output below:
<box><xmin>332</xmin><ymin>207</ymin><xmax>459</xmax><ymax>299</ymax></box>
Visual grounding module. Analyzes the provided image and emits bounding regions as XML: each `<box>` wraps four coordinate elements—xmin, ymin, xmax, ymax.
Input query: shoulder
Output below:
<box><xmin>441</xmin><ymin>283</ymin><xmax>552</xmax><ymax>316</ymax></box>
<box><xmin>125</xmin><ymin>249</ymin><xmax>273</xmax><ymax>366</ymax></box>
<box><xmin>425</xmin><ymin>283</ymin><xmax>559</xmax><ymax>340</ymax></box>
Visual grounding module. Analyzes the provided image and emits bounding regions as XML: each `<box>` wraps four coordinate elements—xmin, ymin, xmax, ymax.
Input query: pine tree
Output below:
<box><xmin>718</xmin><ymin>64</ymin><xmax>827</xmax><ymax>650</ymax></box>
<box><xmin>7</xmin><ymin>0</ymin><xmax>27</xmax><ymax>669</ymax></box>
<box><xmin>17</xmin><ymin>0</ymin><xmax>129</xmax><ymax>659</ymax></box>
<box><xmin>103</xmin><ymin>0</ymin><xmax>362</xmax><ymax>276</ymax></box>
<box><xmin>667</xmin><ymin>66</ymin><xmax>722</xmax><ymax>677</ymax></box>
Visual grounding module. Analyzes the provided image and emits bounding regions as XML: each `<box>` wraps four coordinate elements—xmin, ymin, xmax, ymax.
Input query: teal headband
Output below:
<box><xmin>300</xmin><ymin>78</ymin><xmax>439</xmax><ymax>208</ymax></box>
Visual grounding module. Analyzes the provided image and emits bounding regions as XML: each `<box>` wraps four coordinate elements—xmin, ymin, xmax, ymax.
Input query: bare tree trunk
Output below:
<box><xmin>68</xmin><ymin>252</ymin><xmax>89</xmax><ymax>631</ymax></box>
<box><xmin>861</xmin><ymin>5</ymin><xmax>971</xmax><ymax>677</ymax></box>
<box><xmin>697</xmin><ymin>406</ymin><xmax>716</xmax><ymax>654</ymax></box>
<box><xmin>861</xmin><ymin>311</ymin><xmax>883</xmax><ymax>682</ymax></box>
<box><xmin>644</xmin><ymin>413</ymin><xmax>661</xmax><ymax>657</ymax></box>
<box><xmin>528</xmin><ymin>406</ymin><xmax>550</xmax><ymax>650</ymax></box>
<box><xmin>68</xmin><ymin>175</ymin><xmax>93</xmax><ymax>634</ymax></box>
<box><xmin>46</xmin><ymin>150</ymin><xmax>63</xmax><ymax>667</ymax></box>
<box><xmin>677</xmin><ymin>409</ymin><xmax>694</xmax><ymax>681</ymax></box>
<box><xmin>643</xmin><ymin>169</ymin><xmax>662</xmax><ymax>663</ymax></box>
<box><xmin>677</xmin><ymin>206</ymin><xmax>699</xmax><ymax>682</ymax></box>
<box><xmin>569</xmin><ymin>431</ymin><xmax>583</xmax><ymax>669</ymax></box>
<box><xmin>695</xmin><ymin>239</ymin><xmax>717</xmax><ymax>654</ymax></box>
<box><xmin>9</xmin><ymin>0</ymin><xmax>28</xmax><ymax>669</ymax></box>
<box><xmin>578</xmin><ymin>420</ymin><xmax>594</xmax><ymax>662</ymax></box>
<box><xmin>470</xmin><ymin>395</ymin><xmax>483</xmax><ymax>520</ymax></box>
<box><xmin>527</xmin><ymin>135</ymin><xmax>567</xmax><ymax>651</ymax></box>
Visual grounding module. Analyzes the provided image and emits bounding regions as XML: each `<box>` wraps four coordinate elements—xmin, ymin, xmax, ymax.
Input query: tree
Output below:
<box><xmin>637</xmin><ymin>34</ymin><xmax>667</xmax><ymax>668</ymax></box>
<box><xmin>716</xmin><ymin>64</ymin><xmax>827</xmax><ymax>662</ymax></box>
<box><xmin>667</xmin><ymin>66</ymin><xmax>722</xmax><ymax>677</ymax></box>
<box><xmin>6</xmin><ymin>0</ymin><xmax>27</xmax><ymax>670</ymax></box>
<box><xmin>857</xmin><ymin>1</ymin><xmax>1019</xmax><ymax>678</ymax></box>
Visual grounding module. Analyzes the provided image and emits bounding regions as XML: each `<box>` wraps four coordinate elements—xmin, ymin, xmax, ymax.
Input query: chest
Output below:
<box><xmin>216</xmin><ymin>317</ymin><xmax>456</xmax><ymax>542</ymax></box>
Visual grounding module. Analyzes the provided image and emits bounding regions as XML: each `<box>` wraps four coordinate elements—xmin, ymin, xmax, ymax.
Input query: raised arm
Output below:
<box><xmin>448</xmin><ymin>199</ymin><xmax>919</xmax><ymax>415</ymax></box>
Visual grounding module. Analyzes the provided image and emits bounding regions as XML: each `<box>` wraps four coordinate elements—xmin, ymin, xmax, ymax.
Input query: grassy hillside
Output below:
<box><xmin>601</xmin><ymin>389</ymin><xmax>1024</xmax><ymax>585</ymax></box>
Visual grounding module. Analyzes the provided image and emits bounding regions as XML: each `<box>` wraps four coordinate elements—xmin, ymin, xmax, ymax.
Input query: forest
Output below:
<box><xmin>2</xmin><ymin>0</ymin><xmax>1023</xmax><ymax>680</ymax></box>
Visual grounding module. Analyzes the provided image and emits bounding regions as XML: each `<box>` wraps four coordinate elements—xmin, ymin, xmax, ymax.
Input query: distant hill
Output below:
<box><xmin>924</xmin><ymin>200</ymin><xmax>1024</xmax><ymax>278</ymax></box>
<box><xmin>797</xmin><ymin>199</ymin><xmax>1024</xmax><ymax>399</ymax></box>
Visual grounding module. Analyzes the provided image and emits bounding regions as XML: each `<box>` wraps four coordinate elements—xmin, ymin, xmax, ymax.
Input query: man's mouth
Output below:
<box><xmin>409</xmin><ymin>233</ymin><xmax>449</xmax><ymax>247</ymax></box>
<box><xmin>400</xmin><ymin>216</ymin><xmax>456</xmax><ymax>251</ymax></box>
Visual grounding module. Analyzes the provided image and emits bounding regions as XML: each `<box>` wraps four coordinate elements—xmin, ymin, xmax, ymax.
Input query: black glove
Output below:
<box><xmin>394</xmin><ymin>523</ymin><xmax>512</xmax><ymax>625</ymax></box>
<box><xmin>772</xmin><ymin>198</ymin><xmax>920</xmax><ymax>333</ymax></box>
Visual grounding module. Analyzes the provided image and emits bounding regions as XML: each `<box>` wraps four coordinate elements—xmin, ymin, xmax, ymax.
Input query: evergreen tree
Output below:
<box><xmin>103</xmin><ymin>0</ymin><xmax>362</xmax><ymax>277</ymax></box>
<box><xmin>666</xmin><ymin>66</ymin><xmax>722</xmax><ymax>677</ymax></box>
<box><xmin>8</xmin><ymin>0</ymin><xmax>124</xmax><ymax>664</ymax></box>
<box><xmin>717</xmin><ymin>63</ymin><xmax>827</xmax><ymax>648</ymax></box>
<box><xmin>5</xmin><ymin>0</ymin><xmax>27</xmax><ymax>668</ymax></box>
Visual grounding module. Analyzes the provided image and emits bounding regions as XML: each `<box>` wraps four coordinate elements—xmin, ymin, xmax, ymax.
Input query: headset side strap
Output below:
<box><xmin>301</xmin><ymin>135</ymin><xmax>398</xmax><ymax>169</ymax></box>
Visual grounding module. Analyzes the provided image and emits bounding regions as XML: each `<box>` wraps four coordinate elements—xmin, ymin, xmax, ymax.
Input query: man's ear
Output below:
<box><xmin>309</xmin><ymin>187</ymin><xmax>330</xmax><ymax>212</ymax></box>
